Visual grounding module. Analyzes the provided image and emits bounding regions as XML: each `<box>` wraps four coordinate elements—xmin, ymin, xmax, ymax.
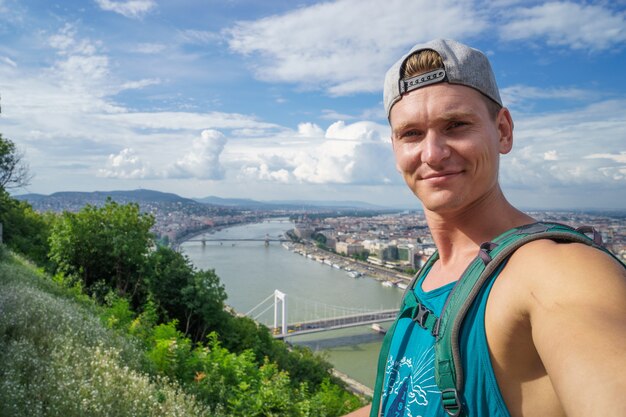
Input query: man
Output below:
<box><xmin>346</xmin><ymin>39</ymin><xmax>626</xmax><ymax>417</ymax></box>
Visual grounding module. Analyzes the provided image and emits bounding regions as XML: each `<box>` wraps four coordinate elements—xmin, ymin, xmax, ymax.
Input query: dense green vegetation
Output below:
<box><xmin>0</xmin><ymin>251</ymin><xmax>209</xmax><ymax>416</ymax></box>
<box><xmin>0</xmin><ymin>148</ymin><xmax>364</xmax><ymax>416</ymax></box>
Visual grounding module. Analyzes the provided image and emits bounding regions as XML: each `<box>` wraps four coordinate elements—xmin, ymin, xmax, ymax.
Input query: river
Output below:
<box><xmin>180</xmin><ymin>218</ymin><xmax>405</xmax><ymax>389</ymax></box>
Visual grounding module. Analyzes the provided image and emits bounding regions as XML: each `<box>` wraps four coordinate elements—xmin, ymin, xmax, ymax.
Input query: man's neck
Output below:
<box><xmin>423</xmin><ymin>187</ymin><xmax>534</xmax><ymax>286</ymax></box>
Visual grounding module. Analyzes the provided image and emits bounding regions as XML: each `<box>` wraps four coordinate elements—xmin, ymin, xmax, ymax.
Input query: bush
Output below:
<box><xmin>0</xmin><ymin>192</ymin><xmax>52</xmax><ymax>268</ymax></box>
<box><xmin>48</xmin><ymin>199</ymin><xmax>154</xmax><ymax>305</ymax></box>
<box><xmin>220</xmin><ymin>314</ymin><xmax>333</xmax><ymax>390</ymax></box>
<box><xmin>0</xmin><ymin>254</ymin><xmax>211</xmax><ymax>417</ymax></box>
<box><xmin>145</xmin><ymin>246</ymin><xmax>228</xmax><ymax>341</ymax></box>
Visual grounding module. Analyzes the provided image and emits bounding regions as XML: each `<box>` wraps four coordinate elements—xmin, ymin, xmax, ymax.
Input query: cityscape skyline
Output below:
<box><xmin>1</xmin><ymin>0</ymin><xmax>625</xmax><ymax>209</ymax></box>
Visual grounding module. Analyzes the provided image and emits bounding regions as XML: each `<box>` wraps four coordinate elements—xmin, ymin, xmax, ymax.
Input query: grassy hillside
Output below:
<box><xmin>0</xmin><ymin>249</ymin><xmax>212</xmax><ymax>417</ymax></box>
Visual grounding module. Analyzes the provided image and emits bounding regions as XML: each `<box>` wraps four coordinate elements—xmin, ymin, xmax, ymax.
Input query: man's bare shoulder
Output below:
<box><xmin>502</xmin><ymin>239</ymin><xmax>626</xmax><ymax>310</ymax></box>
<box><xmin>506</xmin><ymin>238</ymin><xmax>625</xmax><ymax>285</ymax></box>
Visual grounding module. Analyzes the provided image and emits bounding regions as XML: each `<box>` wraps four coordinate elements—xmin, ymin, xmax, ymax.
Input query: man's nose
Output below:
<box><xmin>422</xmin><ymin>132</ymin><xmax>450</xmax><ymax>165</ymax></box>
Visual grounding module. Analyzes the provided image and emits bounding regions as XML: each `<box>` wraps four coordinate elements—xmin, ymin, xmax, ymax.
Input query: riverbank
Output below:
<box><xmin>332</xmin><ymin>369</ymin><xmax>373</xmax><ymax>398</ymax></box>
<box><xmin>287</xmin><ymin>241</ymin><xmax>413</xmax><ymax>289</ymax></box>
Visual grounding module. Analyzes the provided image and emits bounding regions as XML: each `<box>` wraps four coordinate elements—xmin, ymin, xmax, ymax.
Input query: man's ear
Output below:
<box><xmin>497</xmin><ymin>107</ymin><xmax>514</xmax><ymax>155</ymax></box>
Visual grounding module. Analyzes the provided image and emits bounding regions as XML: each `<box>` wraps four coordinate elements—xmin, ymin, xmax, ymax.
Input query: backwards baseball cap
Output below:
<box><xmin>383</xmin><ymin>39</ymin><xmax>502</xmax><ymax>118</ymax></box>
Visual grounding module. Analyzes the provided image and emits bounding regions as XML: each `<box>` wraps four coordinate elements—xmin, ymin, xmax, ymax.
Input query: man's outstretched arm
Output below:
<box><xmin>520</xmin><ymin>241</ymin><xmax>626</xmax><ymax>417</ymax></box>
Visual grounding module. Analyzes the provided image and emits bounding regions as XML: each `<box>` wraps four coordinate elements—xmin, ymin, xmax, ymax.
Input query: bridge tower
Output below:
<box><xmin>274</xmin><ymin>290</ymin><xmax>287</xmax><ymax>336</ymax></box>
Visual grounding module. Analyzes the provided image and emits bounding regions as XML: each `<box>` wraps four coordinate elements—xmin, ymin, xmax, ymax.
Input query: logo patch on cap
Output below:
<box><xmin>399</xmin><ymin>69</ymin><xmax>446</xmax><ymax>94</ymax></box>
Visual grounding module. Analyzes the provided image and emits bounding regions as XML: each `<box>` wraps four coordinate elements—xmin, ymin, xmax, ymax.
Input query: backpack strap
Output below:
<box><xmin>435</xmin><ymin>222</ymin><xmax>619</xmax><ymax>417</ymax></box>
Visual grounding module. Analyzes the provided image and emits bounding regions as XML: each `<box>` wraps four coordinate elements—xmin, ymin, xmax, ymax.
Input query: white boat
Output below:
<box><xmin>382</xmin><ymin>281</ymin><xmax>394</xmax><ymax>288</ymax></box>
<box><xmin>371</xmin><ymin>323</ymin><xmax>387</xmax><ymax>334</ymax></box>
<box><xmin>396</xmin><ymin>282</ymin><xmax>408</xmax><ymax>290</ymax></box>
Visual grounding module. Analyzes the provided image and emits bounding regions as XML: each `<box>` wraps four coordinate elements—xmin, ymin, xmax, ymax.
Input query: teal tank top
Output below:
<box><xmin>381</xmin><ymin>265</ymin><xmax>511</xmax><ymax>417</ymax></box>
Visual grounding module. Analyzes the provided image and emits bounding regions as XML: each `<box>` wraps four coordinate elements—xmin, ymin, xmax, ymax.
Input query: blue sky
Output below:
<box><xmin>0</xmin><ymin>0</ymin><xmax>625</xmax><ymax>209</ymax></box>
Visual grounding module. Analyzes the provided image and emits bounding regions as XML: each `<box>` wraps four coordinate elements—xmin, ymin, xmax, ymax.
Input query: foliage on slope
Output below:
<box><xmin>0</xmin><ymin>251</ymin><xmax>211</xmax><ymax>417</ymax></box>
<box><xmin>0</xmin><ymin>196</ymin><xmax>364</xmax><ymax>416</ymax></box>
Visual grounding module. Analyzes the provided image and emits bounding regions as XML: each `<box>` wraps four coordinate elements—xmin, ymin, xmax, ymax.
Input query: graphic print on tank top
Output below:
<box><xmin>382</xmin><ymin>336</ymin><xmax>441</xmax><ymax>417</ymax></box>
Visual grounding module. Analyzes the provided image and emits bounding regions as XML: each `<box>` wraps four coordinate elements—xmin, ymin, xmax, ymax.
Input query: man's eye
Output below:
<box><xmin>448</xmin><ymin>121</ymin><xmax>467</xmax><ymax>130</ymax></box>
<box><xmin>400</xmin><ymin>130</ymin><xmax>419</xmax><ymax>139</ymax></box>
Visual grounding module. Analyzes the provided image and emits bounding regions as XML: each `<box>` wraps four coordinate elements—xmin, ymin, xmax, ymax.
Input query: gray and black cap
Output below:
<box><xmin>383</xmin><ymin>39</ymin><xmax>502</xmax><ymax>119</ymax></box>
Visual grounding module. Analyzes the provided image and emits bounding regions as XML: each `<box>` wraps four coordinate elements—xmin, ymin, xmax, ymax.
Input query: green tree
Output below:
<box><xmin>352</xmin><ymin>251</ymin><xmax>370</xmax><ymax>262</ymax></box>
<box><xmin>145</xmin><ymin>246</ymin><xmax>227</xmax><ymax>341</ymax></box>
<box><xmin>308</xmin><ymin>378</ymin><xmax>363</xmax><ymax>416</ymax></box>
<box><xmin>182</xmin><ymin>268</ymin><xmax>228</xmax><ymax>340</ymax></box>
<box><xmin>0</xmin><ymin>133</ymin><xmax>47</xmax><ymax>265</ymax></box>
<box><xmin>0</xmin><ymin>191</ymin><xmax>51</xmax><ymax>267</ymax></box>
<box><xmin>0</xmin><ymin>133</ymin><xmax>31</xmax><ymax>191</ymax></box>
<box><xmin>313</xmin><ymin>232</ymin><xmax>328</xmax><ymax>250</ymax></box>
<box><xmin>48</xmin><ymin>198</ymin><xmax>154</xmax><ymax>304</ymax></box>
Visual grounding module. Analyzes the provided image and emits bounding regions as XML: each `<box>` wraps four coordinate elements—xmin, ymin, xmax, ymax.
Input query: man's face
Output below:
<box><xmin>389</xmin><ymin>83</ymin><xmax>512</xmax><ymax>215</ymax></box>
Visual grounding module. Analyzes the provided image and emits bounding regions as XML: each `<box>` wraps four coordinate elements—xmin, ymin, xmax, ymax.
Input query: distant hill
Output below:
<box><xmin>15</xmin><ymin>189</ymin><xmax>397</xmax><ymax>212</ymax></box>
<box><xmin>195</xmin><ymin>196</ymin><xmax>273</xmax><ymax>209</ymax></box>
<box><xmin>18</xmin><ymin>189</ymin><xmax>196</xmax><ymax>204</ymax></box>
<box><xmin>15</xmin><ymin>189</ymin><xmax>212</xmax><ymax>213</ymax></box>
<box><xmin>195</xmin><ymin>195</ymin><xmax>393</xmax><ymax>211</ymax></box>
<box><xmin>268</xmin><ymin>199</ymin><xmax>390</xmax><ymax>210</ymax></box>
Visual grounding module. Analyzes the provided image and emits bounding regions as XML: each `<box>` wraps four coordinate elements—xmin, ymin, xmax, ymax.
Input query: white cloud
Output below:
<box><xmin>48</xmin><ymin>23</ymin><xmax>78</xmax><ymax>52</ymax></box>
<box><xmin>297</xmin><ymin>122</ymin><xmax>324</xmax><ymax>137</ymax></box>
<box><xmin>500</xmin><ymin>2</ymin><xmax>626</xmax><ymax>50</ymax></box>
<box><xmin>133</xmin><ymin>43</ymin><xmax>167</xmax><ymax>54</ymax></box>
<box><xmin>230</xmin><ymin>128</ymin><xmax>268</xmax><ymax>137</ymax></box>
<box><xmin>0</xmin><ymin>56</ymin><xmax>16</xmax><ymax>67</ymax></box>
<box><xmin>45</xmin><ymin>23</ymin><xmax>114</xmax><ymax>95</ymax></box>
<box><xmin>585</xmin><ymin>151</ymin><xmax>626</xmax><ymax>164</ymax></box>
<box><xmin>120</xmin><ymin>78</ymin><xmax>161</xmax><ymax>91</ymax></box>
<box><xmin>320</xmin><ymin>109</ymin><xmax>354</xmax><ymax>121</ymax></box>
<box><xmin>543</xmin><ymin>150</ymin><xmax>559</xmax><ymax>161</ymax></box>
<box><xmin>0</xmin><ymin>26</ymin><xmax>126</xmax><ymax>136</ymax></box>
<box><xmin>178</xmin><ymin>29</ymin><xmax>221</xmax><ymax>45</ymax></box>
<box><xmin>56</xmin><ymin>54</ymin><xmax>110</xmax><ymax>83</ymax></box>
<box><xmin>97</xmin><ymin>111</ymin><xmax>280</xmax><ymax>131</ymax></box>
<box><xmin>226</xmin><ymin>0</ymin><xmax>486</xmax><ymax>95</ymax></box>
<box><xmin>584</xmin><ymin>151</ymin><xmax>626</xmax><ymax>181</ymax></box>
<box><xmin>166</xmin><ymin>129</ymin><xmax>227</xmax><ymax>179</ymax></box>
<box><xmin>235</xmin><ymin>120</ymin><xmax>396</xmax><ymax>186</ymax></box>
<box><xmin>98</xmin><ymin>148</ymin><xmax>152</xmax><ymax>179</ymax></box>
<box><xmin>500</xmin><ymin>99</ymin><xmax>626</xmax><ymax>189</ymax></box>
<box><xmin>95</xmin><ymin>0</ymin><xmax>156</xmax><ymax>19</ymax></box>
<box><xmin>325</xmin><ymin>120</ymin><xmax>389</xmax><ymax>142</ymax></box>
<box><xmin>241</xmin><ymin>164</ymin><xmax>292</xmax><ymax>183</ymax></box>
<box><xmin>501</xmin><ymin>85</ymin><xmax>598</xmax><ymax>109</ymax></box>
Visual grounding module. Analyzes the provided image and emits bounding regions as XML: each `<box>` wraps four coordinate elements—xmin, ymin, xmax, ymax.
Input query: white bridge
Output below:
<box><xmin>185</xmin><ymin>233</ymin><xmax>288</xmax><ymax>247</ymax></box>
<box><xmin>246</xmin><ymin>290</ymin><xmax>399</xmax><ymax>339</ymax></box>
